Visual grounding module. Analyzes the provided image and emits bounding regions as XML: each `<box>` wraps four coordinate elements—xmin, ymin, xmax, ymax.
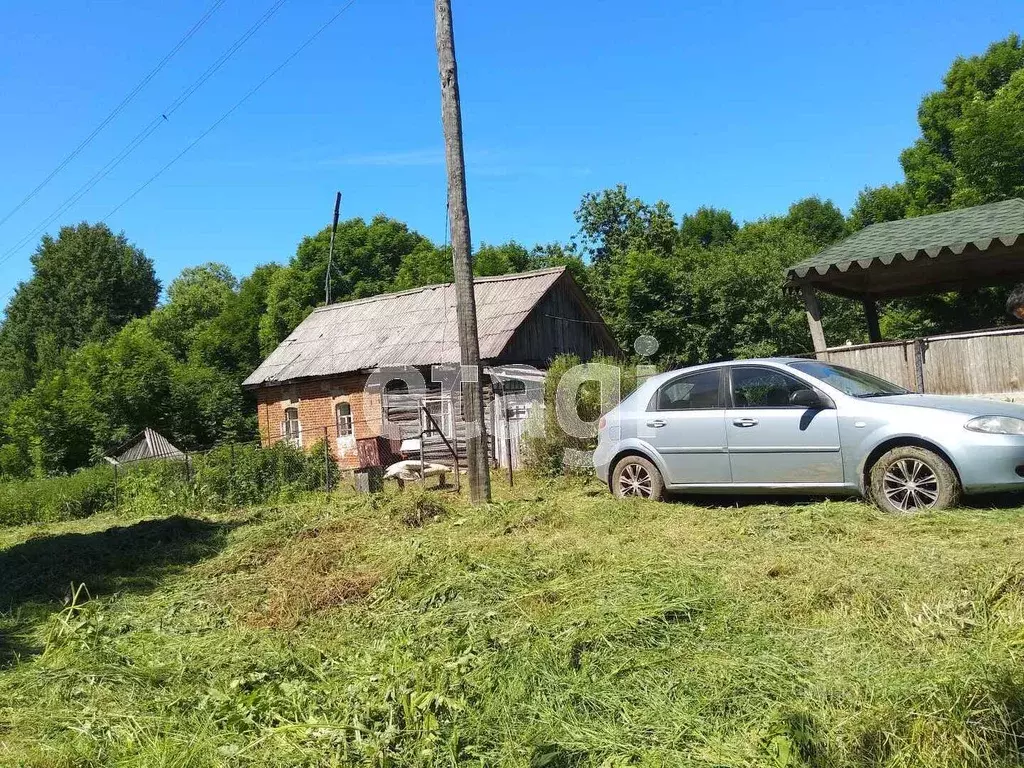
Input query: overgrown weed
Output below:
<box><xmin>3</xmin><ymin>477</ymin><xmax>1024</xmax><ymax>765</ymax></box>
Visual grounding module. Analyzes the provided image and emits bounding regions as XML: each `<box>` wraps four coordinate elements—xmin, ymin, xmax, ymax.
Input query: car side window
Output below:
<box><xmin>654</xmin><ymin>369</ymin><xmax>722</xmax><ymax>411</ymax></box>
<box><xmin>730</xmin><ymin>366</ymin><xmax>812</xmax><ymax>408</ymax></box>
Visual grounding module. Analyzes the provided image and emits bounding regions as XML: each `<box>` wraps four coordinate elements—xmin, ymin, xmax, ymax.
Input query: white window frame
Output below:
<box><xmin>421</xmin><ymin>397</ymin><xmax>453</xmax><ymax>438</ymax></box>
<box><xmin>335</xmin><ymin>401</ymin><xmax>354</xmax><ymax>438</ymax></box>
<box><xmin>282</xmin><ymin>406</ymin><xmax>302</xmax><ymax>448</ymax></box>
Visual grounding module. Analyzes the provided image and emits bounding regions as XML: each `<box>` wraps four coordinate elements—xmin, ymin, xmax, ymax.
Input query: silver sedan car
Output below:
<box><xmin>594</xmin><ymin>358</ymin><xmax>1024</xmax><ymax>513</ymax></box>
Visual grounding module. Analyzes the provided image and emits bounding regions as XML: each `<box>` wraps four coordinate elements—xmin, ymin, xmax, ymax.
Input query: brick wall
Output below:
<box><xmin>255</xmin><ymin>373</ymin><xmax>382</xmax><ymax>470</ymax></box>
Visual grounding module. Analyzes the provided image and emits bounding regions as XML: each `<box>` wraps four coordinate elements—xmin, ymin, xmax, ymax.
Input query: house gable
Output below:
<box><xmin>496</xmin><ymin>271</ymin><xmax>622</xmax><ymax>365</ymax></box>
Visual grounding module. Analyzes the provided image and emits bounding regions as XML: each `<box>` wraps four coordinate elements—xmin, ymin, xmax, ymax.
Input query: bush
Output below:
<box><xmin>0</xmin><ymin>465</ymin><xmax>114</xmax><ymax>526</ymax></box>
<box><xmin>523</xmin><ymin>354</ymin><xmax>643</xmax><ymax>476</ymax></box>
<box><xmin>193</xmin><ymin>440</ymin><xmax>338</xmax><ymax>509</ymax></box>
<box><xmin>0</xmin><ymin>440</ymin><xmax>340</xmax><ymax>526</ymax></box>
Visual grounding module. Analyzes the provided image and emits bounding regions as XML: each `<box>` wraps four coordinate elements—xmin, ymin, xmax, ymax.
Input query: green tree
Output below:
<box><xmin>192</xmin><ymin>264</ymin><xmax>281</xmax><ymax>378</ymax></box>
<box><xmin>901</xmin><ymin>34</ymin><xmax>1024</xmax><ymax>212</ymax></box>
<box><xmin>784</xmin><ymin>197</ymin><xmax>848</xmax><ymax>248</ymax></box>
<box><xmin>952</xmin><ymin>67</ymin><xmax>1024</xmax><ymax>204</ymax></box>
<box><xmin>575</xmin><ymin>184</ymin><xmax>677</xmax><ymax>265</ymax></box>
<box><xmin>473</xmin><ymin>241</ymin><xmax>532</xmax><ymax>276</ymax></box>
<box><xmin>260</xmin><ymin>216</ymin><xmax>438</xmax><ymax>355</ymax></box>
<box><xmin>678</xmin><ymin>206</ymin><xmax>738</xmax><ymax>249</ymax></box>
<box><xmin>849</xmin><ymin>184</ymin><xmax>912</xmax><ymax>230</ymax></box>
<box><xmin>393</xmin><ymin>246</ymin><xmax>452</xmax><ymax>290</ymax></box>
<box><xmin>0</xmin><ymin>223</ymin><xmax>159</xmax><ymax>408</ymax></box>
<box><xmin>151</xmin><ymin>263</ymin><xmax>238</xmax><ymax>359</ymax></box>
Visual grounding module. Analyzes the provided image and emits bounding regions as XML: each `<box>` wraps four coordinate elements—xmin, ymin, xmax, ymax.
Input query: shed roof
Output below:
<box><xmin>785</xmin><ymin>199</ymin><xmax>1024</xmax><ymax>297</ymax></box>
<box><xmin>244</xmin><ymin>267</ymin><xmax>592</xmax><ymax>388</ymax></box>
<box><xmin>107</xmin><ymin>428</ymin><xmax>185</xmax><ymax>464</ymax></box>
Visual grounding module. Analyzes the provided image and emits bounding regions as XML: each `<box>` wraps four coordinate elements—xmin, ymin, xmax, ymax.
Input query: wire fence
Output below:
<box><xmin>107</xmin><ymin>427</ymin><xmax>343</xmax><ymax>512</ymax></box>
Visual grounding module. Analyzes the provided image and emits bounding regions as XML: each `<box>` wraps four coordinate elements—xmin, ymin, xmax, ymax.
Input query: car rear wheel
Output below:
<box><xmin>611</xmin><ymin>456</ymin><xmax>664</xmax><ymax>501</ymax></box>
<box><xmin>869</xmin><ymin>446</ymin><xmax>960</xmax><ymax>514</ymax></box>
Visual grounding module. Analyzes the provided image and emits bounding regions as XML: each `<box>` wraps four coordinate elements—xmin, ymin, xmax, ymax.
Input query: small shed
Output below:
<box><xmin>784</xmin><ymin>198</ymin><xmax>1024</xmax><ymax>350</ymax></box>
<box><xmin>106</xmin><ymin>428</ymin><xmax>186</xmax><ymax>465</ymax></box>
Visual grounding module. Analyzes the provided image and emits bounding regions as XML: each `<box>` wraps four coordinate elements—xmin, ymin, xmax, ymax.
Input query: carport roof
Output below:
<box><xmin>784</xmin><ymin>199</ymin><xmax>1024</xmax><ymax>299</ymax></box>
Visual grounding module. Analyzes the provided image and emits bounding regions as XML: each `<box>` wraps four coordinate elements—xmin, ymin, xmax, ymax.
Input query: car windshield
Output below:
<box><xmin>788</xmin><ymin>361</ymin><xmax>909</xmax><ymax>397</ymax></box>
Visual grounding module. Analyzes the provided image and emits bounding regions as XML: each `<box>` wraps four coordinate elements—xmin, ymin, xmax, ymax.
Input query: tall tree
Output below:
<box><xmin>151</xmin><ymin>263</ymin><xmax>238</xmax><ymax>359</ymax></box>
<box><xmin>784</xmin><ymin>197</ymin><xmax>848</xmax><ymax>248</ymax></box>
<box><xmin>678</xmin><ymin>206</ymin><xmax>738</xmax><ymax>249</ymax></box>
<box><xmin>473</xmin><ymin>241</ymin><xmax>531</xmax><ymax>276</ymax></box>
<box><xmin>849</xmin><ymin>184</ymin><xmax>912</xmax><ymax>230</ymax></box>
<box><xmin>901</xmin><ymin>34</ymin><xmax>1024</xmax><ymax>212</ymax></box>
<box><xmin>575</xmin><ymin>184</ymin><xmax>677</xmax><ymax>265</ymax></box>
<box><xmin>0</xmin><ymin>223</ymin><xmax>159</xmax><ymax>408</ymax></box>
<box><xmin>259</xmin><ymin>216</ymin><xmax>438</xmax><ymax>355</ymax></box>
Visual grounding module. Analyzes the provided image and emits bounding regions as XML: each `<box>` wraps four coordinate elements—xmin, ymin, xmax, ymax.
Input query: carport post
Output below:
<box><xmin>800</xmin><ymin>285</ymin><xmax>827</xmax><ymax>354</ymax></box>
<box><xmin>862</xmin><ymin>296</ymin><xmax>882</xmax><ymax>343</ymax></box>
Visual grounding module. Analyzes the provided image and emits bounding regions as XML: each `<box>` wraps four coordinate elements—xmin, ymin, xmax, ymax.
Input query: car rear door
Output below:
<box><xmin>725</xmin><ymin>365</ymin><xmax>843</xmax><ymax>485</ymax></box>
<box><xmin>643</xmin><ymin>368</ymin><xmax>731</xmax><ymax>485</ymax></box>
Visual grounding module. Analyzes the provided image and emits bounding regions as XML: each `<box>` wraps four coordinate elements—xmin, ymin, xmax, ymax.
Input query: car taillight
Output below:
<box><xmin>598</xmin><ymin>415</ymin><xmax>607</xmax><ymax>430</ymax></box>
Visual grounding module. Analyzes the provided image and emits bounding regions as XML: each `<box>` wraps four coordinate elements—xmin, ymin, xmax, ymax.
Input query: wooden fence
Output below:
<box><xmin>815</xmin><ymin>325</ymin><xmax>1024</xmax><ymax>399</ymax></box>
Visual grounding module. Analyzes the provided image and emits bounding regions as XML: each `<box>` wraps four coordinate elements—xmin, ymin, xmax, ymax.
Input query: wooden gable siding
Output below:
<box><xmin>496</xmin><ymin>276</ymin><xmax>620</xmax><ymax>365</ymax></box>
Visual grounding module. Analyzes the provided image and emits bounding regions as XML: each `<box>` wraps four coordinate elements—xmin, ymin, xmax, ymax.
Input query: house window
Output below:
<box><xmin>335</xmin><ymin>401</ymin><xmax>354</xmax><ymax>437</ymax></box>
<box><xmin>497</xmin><ymin>378</ymin><xmax>529</xmax><ymax>421</ymax></box>
<box><xmin>497</xmin><ymin>378</ymin><xmax>526</xmax><ymax>396</ymax></box>
<box><xmin>421</xmin><ymin>397</ymin><xmax>453</xmax><ymax>438</ymax></box>
<box><xmin>282</xmin><ymin>407</ymin><xmax>302</xmax><ymax>447</ymax></box>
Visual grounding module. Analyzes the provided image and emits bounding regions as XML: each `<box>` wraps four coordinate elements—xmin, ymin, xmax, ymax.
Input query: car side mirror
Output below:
<box><xmin>790</xmin><ymin>389</ymin><xmax>825</xmax><ymax>408</ymax></box>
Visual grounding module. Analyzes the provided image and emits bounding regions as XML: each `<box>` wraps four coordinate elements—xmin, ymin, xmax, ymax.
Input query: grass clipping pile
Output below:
<box><xmin>2</xmin><ymin>480</ymin><xmax>1024</xmax><ymax>766</ymax></box>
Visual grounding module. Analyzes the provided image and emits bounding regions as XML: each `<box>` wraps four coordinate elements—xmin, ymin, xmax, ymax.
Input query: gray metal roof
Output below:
<box><xmin>244</xmin><ymin>267</ymin><xmax>569</xmax><ymax>387</ymax></box>
<box><xmin>107</xmin><ymin>428</ymin><xmax>185</xmax><ymax>464</ymax></box>
<box><xmin>786</xmin><ymin>198</ymin><xmax>1024</xmax><ymax>283</ymax></box>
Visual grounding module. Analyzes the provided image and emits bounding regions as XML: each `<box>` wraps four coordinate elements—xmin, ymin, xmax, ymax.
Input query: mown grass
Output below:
<box><xmin>2</xmin><ymin>477</ymin><xmax>1024</xmax><ymax>766</ymax></box>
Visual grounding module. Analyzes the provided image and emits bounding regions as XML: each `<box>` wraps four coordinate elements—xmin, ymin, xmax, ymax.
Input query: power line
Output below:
<box><xmin>104</xmin><ymin>0</ymin><xmax>361</xmax><ymax>221</ymax></box>
<box><xmin>0</xmin><ymin>0</ymin><xmax>290</xmax><ymax>271</ymax></box>
<box><xmin>0</xmin><ymin>0</ymin><xmax>228</xmax><ymax>231</ymax></box>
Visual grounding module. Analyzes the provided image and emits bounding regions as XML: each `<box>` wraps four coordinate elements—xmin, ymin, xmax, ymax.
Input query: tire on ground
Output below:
<box><xmin>611</xmin><ymin>455</ymin><xmax>665</xmax><ymax>501</ymax></box>
<box><xmin>868</xmin><ymin>445</ymin><xmax>961</xmax><ymax>514</ymax></box>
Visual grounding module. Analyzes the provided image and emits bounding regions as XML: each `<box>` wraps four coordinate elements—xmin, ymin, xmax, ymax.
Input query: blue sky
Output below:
<box><xmin>0</xmin><ymin>0</ymin><xmax>1019</xmax><ymax>300</ymax></box>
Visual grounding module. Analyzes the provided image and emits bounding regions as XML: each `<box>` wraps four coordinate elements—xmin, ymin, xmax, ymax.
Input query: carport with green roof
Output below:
<box><xmin>784</xmin><ymin>199</ymin><xmax>1024</xmax><ymax>352</ymax></box>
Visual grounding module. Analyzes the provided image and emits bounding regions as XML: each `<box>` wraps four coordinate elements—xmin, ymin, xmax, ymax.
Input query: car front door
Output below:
<box><xmin>725</xmin><ymin>365</ymin><xmax>843</xmax><ymax>485</ymax></box>
<box><xmin>643</xmin><ymin>368</ymin><xmax>731</xmax><ymax>485</ymax></box>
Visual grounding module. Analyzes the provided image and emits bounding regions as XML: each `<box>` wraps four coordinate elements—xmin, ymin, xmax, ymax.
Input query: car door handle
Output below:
<box><xmin>646</xmin><ymin>419</ymin><xmax>666</xmax><ymax>428</ymax></box>
<box><xmin>732</xmin><ymin>418</ymin><xmax>759</xmax><ymax>427</ymax></box>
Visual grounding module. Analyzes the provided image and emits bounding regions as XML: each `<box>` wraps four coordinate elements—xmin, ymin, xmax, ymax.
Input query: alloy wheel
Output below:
<box><xmin>882</xmin><ymin>458</ymin><xmax>939</xmax><ymax>512</ymax></box>
<box><xmin>618</xmin><ymin>462</ymin><xmax>653</xmax><ymax>498</ymax></box>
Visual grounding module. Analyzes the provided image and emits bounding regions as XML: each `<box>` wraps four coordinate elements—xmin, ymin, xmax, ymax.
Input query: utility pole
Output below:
<box><xmin>434</xmin><ymin>0</ymin><xmax>491</xmax><ymax>504</ymax></box>
<box><xmin>325</xmin><ymin>191</ymin><xmax>342</xmax><ymax>305</ymax></box>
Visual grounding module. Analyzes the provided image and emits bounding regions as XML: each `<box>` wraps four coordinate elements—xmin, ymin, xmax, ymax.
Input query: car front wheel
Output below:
<box><xmin>611</xmin><ymin>456</ymin><xmax>664</xmax><ymax>501</ymax></box>
<box><xmin>868</xmin><ymin>446</ymin><xmax>960</xmax><ymax>514</ymax></box>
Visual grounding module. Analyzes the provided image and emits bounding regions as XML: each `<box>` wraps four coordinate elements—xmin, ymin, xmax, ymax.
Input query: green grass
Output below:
<box><xmin>3</xmin><ymin>477</ymin><xmax>1024</xmax><ymax>766</ymax></box>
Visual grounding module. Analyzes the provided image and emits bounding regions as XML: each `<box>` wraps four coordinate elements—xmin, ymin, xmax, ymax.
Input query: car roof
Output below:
<box><xmin>642</xmin><ymin>357</ymin><xmax>807</xmax><ymax>387</ymax></box>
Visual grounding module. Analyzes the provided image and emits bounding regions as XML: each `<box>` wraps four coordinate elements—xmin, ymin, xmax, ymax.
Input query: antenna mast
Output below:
<box><xmin>325</xmin><ymin>191</ymin><xmax>342</xmax><ymax>305</ymax></box>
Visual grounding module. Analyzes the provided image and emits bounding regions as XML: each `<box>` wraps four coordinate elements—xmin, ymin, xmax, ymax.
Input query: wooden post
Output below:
<box><xmin>913</xmin><ymin>338</ymin><xmax>926</xmax><ymax>393</ymax></box>
<box><xmin>800</xmin><ymin>285</ymin><xmax>827</xmax><ymax>355</ymax></box>
<box><xmin>435</xmin><ymin>0</ymin><xmax>491</xmax><ymax>504</ymax></box>
<box><xmin>323</xmin><ymin>426</ymin><xmax>331</xmax><ymax>496</ymax></box>
<box><xmin>503</xmin><ymin>399</ymin><xmax>514</xmax><ymax>489</ymax></box>
<box><xmin>451</xmin><ymin>391</ymin><xmax>460</xmax><ymax>494</ymax></box>
<box><xmin>862</xmin><ymin>296</ymin><xmax>882</xmax><ymax>343</ymax></box>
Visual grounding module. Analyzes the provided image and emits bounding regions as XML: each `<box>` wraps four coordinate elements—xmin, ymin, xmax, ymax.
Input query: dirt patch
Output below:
<box><xmin>245</xmin><ymin>567</ymin><xmax>380</xmax><ymax>630</ymax></box>
<box><xmin>385</xmin><ymin>492</ymin><xmax>452</xmax><ymax>528</ymax></box>
<box><xmin>215</xmin><ymin>519</ymin><xmax>383</xmax><ymax>629</ymax></box>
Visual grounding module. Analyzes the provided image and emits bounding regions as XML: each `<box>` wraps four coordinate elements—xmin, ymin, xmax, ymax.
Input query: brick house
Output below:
<box><xmin>242</xmin><ymin>267</ymin><xmax>620</xmax><ymax>471</ymax></box>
